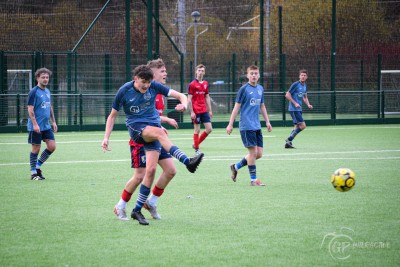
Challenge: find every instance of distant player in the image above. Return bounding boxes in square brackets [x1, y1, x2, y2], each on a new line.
[284, 69, 313, 148]
[103, 65, 204, 225]
[188, 64, 213, 154]
[226, 65, 272, 186]
[27, 68, 58, 180]
[113, 59, 179, 222]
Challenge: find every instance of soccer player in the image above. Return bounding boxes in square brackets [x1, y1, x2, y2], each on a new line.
[188, 64, 213, 154]
[284, 69, 313, 149]
[113, 59, 179, 222]
[103, 64, 204, 225]
[27, 68, 58, 180]
[226, 65, 272, 186]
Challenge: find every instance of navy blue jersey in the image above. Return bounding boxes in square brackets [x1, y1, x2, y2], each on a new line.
[27, 86, 52, 131]
[112, 80, 170, 127]
[288, 81, 307, 111]
[235, 83, 265, 131]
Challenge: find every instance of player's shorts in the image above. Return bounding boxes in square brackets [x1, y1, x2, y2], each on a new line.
[240, 129, 263, 148]
[28, 129, 55, 145]
[130, 143, 172, 169]
[127, 122, 162, 152]
[192, 112, 211, 125]
[289, 111, 304, 125]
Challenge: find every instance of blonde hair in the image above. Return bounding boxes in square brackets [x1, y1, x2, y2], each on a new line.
[196, 64, 206, 71]
[147, 58, 165, 69]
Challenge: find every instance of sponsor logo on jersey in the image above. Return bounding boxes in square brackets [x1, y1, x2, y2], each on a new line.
[130, 106, 140, 113]
[250, 98, 261, 106]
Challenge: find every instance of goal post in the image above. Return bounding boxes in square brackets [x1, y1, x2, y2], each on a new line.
[7, 69, 32, 93]
[380, 70, 400, 115]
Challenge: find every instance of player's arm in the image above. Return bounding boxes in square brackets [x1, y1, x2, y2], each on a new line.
[260, 104, 272, 132]
[102, 108, 118, 152]
[187, 94, 196, 119]
[27, 105, 40, 133]
[205, 94, 213, 118]
[303, 94, 313, 109]
[285, 91, 300, 108]
[160, 116, 178, 129]
[226, 102, 240, 135]
[169, 89, 187, 112]
[50, 106, 58, 133]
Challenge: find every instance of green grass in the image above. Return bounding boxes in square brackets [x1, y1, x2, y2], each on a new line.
[1, 125, 399, 266]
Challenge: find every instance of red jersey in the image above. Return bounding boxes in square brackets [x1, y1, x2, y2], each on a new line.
[188, 79, 209, 114]
[155, 94, 164, 116]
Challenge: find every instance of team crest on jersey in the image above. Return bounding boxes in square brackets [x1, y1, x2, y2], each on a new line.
[258, 89, 262, 95]
[204, 84, 207, 89]
[144, 91, 151, 100]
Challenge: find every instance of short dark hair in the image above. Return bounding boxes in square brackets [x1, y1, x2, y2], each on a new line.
[35, 67, 52, 78]
[247, 65, 259, 72]
[299, 69, 308, 75]
[132, 65, 154, 81]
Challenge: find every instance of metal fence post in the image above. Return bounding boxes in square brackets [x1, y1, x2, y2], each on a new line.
[0, 51, 8, 126]
[377, 54, 382, 119]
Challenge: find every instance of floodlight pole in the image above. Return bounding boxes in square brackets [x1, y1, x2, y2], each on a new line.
[190, 11, 210, 75]
[194, 20, 198, 69]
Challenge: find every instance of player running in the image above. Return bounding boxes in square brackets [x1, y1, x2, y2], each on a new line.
[284, 69, 313, 149]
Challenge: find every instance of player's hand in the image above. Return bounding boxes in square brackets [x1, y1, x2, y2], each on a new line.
[175, 104, 187, 112]
[102, 139, 111, 152]
[191, 111, 196, 120]
[226, 125, 233, 135]
[266, 122, 272, 132]
[209, 111, 213, 118]
[295, 103, 300, 108]
[308, 104, 313, 110]
[52, 122, 58, 133]
[166, 118, 178, 129]
[33, 124, 41, 134]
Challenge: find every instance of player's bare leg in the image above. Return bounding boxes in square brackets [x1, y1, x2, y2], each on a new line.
[144, 158, 176, 220]
[114, 168, 144, 221]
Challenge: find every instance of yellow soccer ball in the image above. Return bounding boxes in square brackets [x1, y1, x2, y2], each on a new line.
[331, 168, 356, 192]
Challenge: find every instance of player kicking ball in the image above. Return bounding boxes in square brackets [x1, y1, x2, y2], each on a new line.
[102, 65, 204, 225]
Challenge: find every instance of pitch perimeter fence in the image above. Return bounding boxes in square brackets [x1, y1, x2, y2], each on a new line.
[1, 89, 399, 133]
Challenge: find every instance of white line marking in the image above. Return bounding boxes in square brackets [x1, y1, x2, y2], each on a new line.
[0, 135, 276, 145]
[1, 150, 399, 166]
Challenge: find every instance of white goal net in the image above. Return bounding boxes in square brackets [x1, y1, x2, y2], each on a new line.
[381, 70, 400, 115]
[7, 69, 32, 93]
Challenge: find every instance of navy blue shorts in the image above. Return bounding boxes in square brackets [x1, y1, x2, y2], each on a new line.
[130, 144, 172, 169]
[240, 129, 263, 148]
[28, 129, 55, 145]
[127, 122, 162, 152]
[289, 111, 304, 125]
[192, 112, 211, 125]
